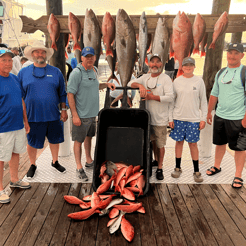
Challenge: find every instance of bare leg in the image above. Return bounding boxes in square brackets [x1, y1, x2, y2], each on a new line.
[175, 141, 184, 158]
[206, 144, 226, 175]
[49, 143, 59, 163]
[152, 140, 158, 162]
[27, 144, 37, 165]
[158, 147, 165, 169]
[233, 150, 246, 187]
[188, 142, 199, 160]
[0, 161, 4, 191]
[9, 153, 20, 183]
[74, 141, 83, 170]
[84, 136, 93, 164]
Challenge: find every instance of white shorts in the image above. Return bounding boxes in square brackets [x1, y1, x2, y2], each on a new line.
[0, 128, 27, 162]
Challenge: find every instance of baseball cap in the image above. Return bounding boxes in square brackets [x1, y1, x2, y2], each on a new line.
[0, 48, 14, 58]
[81, 47, 95, 57]
[149, 54, 162, 62]
[182, 57, 195, 66]
[227, 43, 244, 53]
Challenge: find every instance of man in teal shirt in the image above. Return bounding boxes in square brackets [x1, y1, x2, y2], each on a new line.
[67, 47, 115, 181]
[207, 43, 246, 188]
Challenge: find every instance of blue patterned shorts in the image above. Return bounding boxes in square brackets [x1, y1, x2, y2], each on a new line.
[169, 120, 200, 143]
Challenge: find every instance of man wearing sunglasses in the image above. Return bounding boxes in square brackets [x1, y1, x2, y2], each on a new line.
[18, 40, 68, 180]
[207, 43, 246, 188]
[0, 48, 31, 204]
[67, 47, 115, 181]
[128, 54, 174, 180]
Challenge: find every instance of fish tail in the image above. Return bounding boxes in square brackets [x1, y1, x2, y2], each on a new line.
[73, 42, 82, 51]
[170, 51, 175, 58]
[193, 48, 200, 55]
[209, 43, 215, 50]
[65, 51, 68, 59]
[200, 51, 206, 57]
[51, 43, 58, 51]
[177, 68, 184, 77]
[106, 49, 114, 57]
[107, 74, 120, 85]
[145, 57, 148, 65]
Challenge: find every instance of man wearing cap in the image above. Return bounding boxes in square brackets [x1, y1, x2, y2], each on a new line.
[0, 48, 31, 204]
[128, 54, 174, 180]
[169, 57, 207, 183]
[67, 47, 115, 181]
[207, 43, 246, 188]
[18, 40, 68, 179]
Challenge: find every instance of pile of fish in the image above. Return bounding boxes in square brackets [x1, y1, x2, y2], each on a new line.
[64, 162, 146, 242]
[47, 9, 229, 79]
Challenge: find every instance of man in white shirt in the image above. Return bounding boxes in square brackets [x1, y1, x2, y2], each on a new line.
[10, 47, 22, 75]
[66, 46, 74, 65]
[128, 54, 174, 180]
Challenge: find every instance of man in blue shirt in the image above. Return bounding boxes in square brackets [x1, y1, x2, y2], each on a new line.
[0, 48, 31, 204]
[207, 43, 246, 188]
[18, 40, 68, 179]
[67, 47, 115, 181]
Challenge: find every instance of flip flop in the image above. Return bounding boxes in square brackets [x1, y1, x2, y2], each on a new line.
[231, 177, 243, 189]
[206, 166, 221, 176]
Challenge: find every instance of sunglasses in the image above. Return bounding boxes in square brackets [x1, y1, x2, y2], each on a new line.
[221, 70, 236, 84]
[0, 49, 13, 56]
[32, 66, 47, 78]
[146, 75, 160, 90]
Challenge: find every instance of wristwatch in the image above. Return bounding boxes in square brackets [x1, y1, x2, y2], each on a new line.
[61, 108, 67, 111]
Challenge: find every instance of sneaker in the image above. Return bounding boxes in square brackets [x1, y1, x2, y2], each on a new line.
[27, 164, 37, 179]
[76, 168, 89, 181]
[10, 180, 31, 189]
[171, 168, 182, 178]
[151, 160, 158, 167]
[51, 161, 66, 174]
[156, 169, 164, 180]
[0, 190, 10, 203]
[85, 161, 94, 168]
[193, 172, 203, 183]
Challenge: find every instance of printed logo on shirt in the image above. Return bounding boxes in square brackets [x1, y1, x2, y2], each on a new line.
[157, 84, 161, 87]
[193, 87, 197, 90]
[47, 75, 53, 77]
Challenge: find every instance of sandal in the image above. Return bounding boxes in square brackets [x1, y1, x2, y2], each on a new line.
[231, 177, 243, 189]
[206, 166, 221, 176]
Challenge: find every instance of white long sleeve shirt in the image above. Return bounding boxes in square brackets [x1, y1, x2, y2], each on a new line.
[128, 73, 174, 126]
[169, 75, 208, 122]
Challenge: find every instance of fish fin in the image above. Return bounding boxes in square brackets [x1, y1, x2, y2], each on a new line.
[209, 43, 215, 50]
[73, 42, 82, 51]
[107, 74, 120, 85]
[177, 68, 184, 77]
[200, 51, 206, 57]
[193, 48, 200, 55]
[145, 57, 148, 65]
[88, 33, 92, 42]
[106, 49, 114, 57]
[170, 51, 174, 58]
[65, 51, 68, 59]
[51, 43, 58, 51]
[120, 38, 126, 48]
[110, 94, 123, 107]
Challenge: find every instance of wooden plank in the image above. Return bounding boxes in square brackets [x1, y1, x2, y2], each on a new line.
[211, 184, 246, 237]
[189, 184, 234, 246]
[157, 184, 187, 246]
[65, 183, 92, 246]
[221, 184, 246, 218]
[20, 14, 246, 34]
[0, 183, 39, 245]
[18, 183, 70, 246]
[200, 184, 246, 245]
[167, 184, 203, 246]
[235, 186, 246, 203]
[4, 183, 50, 246]
[147, 184, 172, 246]
[179, 184, 218, 246]
[95, 213, 111, 246]
[49, 183, 83, 245]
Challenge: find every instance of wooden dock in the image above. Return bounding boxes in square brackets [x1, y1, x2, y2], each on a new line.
[1, 145, 246, 246]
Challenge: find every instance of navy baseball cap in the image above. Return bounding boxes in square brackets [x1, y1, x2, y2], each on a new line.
[82, 47, 95, 57]
[227, 43, 244, 53]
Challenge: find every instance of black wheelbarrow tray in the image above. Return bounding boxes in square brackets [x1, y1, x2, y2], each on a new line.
[92, 87, 151, 196]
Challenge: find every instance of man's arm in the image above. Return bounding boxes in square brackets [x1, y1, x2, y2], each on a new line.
[130, 82, 148, 98]
[207, 95, 218, 125]
[67, 93, 81, 126]
[99, 82, 116, 91]
[22, 99, 30, 134]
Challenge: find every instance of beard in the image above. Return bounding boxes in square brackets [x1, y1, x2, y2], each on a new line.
[149, 67, 162, 74]
[32, 56, 47, 64]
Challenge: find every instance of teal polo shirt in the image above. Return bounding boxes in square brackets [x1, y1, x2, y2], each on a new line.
[211, 64, 246, 120]
[67, 63, 99, 118]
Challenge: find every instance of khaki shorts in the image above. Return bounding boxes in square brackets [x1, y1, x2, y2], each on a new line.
[150, 125, 167, 148]
[0, 128, 27, 162]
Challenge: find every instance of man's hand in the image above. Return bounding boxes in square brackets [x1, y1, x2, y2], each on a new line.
[60, 110, 68, 122]
[139, 84, 147, 98]
[142, 91, 153, 101]
[169, 121, 174, 129]
[24, 121, 30, 134]
[207, 112, 213, 125]
[242, 119, 246, 128]
[73, 115, 81, 126]
[199, 121, 206, 130]
[107, 83, 116, 91]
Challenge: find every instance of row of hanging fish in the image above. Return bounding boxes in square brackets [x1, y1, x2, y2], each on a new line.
[64, 163, 146, 242]
[47, 9, 228, 79]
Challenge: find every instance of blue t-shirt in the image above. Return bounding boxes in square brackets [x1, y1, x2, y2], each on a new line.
[0, 74, 24, 133]
[18, 64, 67, 122]
[211, 64, 245, 120]
[67, 63, 99, 118]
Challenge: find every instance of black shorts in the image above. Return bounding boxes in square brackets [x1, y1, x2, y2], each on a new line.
[213, 114, 244, 151]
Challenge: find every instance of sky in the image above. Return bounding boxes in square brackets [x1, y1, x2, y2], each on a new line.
[18, 0, 246, 18]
